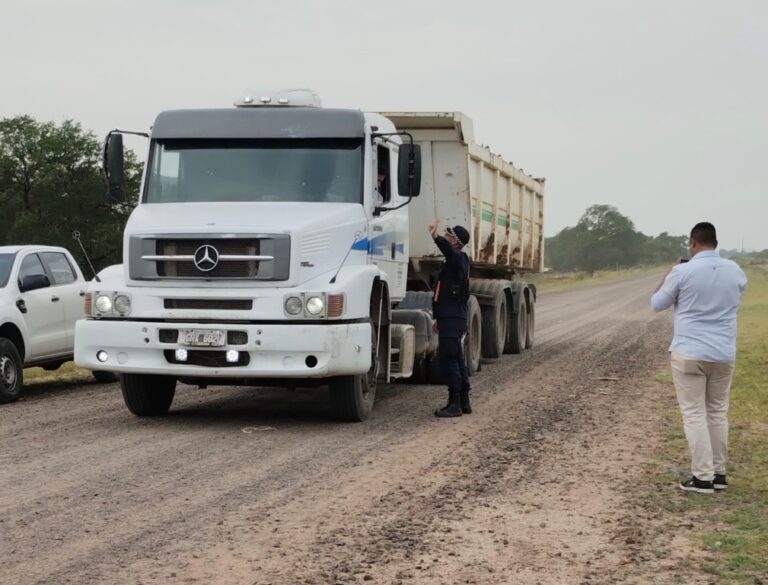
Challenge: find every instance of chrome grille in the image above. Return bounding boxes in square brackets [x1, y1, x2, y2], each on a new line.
[156, 239, 260, 278]
[129, 233, 291, 281]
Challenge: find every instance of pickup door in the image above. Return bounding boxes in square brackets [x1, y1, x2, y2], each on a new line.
[38, 251, 84, 351]
[17, 252, 69, 360]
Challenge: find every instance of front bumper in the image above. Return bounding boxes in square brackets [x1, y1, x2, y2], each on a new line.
[74, 319, 371, 378]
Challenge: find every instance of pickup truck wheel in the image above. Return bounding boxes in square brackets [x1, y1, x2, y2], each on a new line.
[92, 371, 118, 384]
[0, 338, 23, 404]
[120, 374, 176, 416]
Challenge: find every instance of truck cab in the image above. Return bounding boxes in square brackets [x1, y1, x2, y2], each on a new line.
[75, 90, 421, 420]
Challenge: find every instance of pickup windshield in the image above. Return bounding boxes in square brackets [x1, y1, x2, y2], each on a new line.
[144, 138, 363, 204]
[0, 253, 16, 288]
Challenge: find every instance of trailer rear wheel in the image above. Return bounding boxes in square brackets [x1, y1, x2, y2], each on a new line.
[120, 374, 176, 416]
[525, 297, 535, 349]
[505, 297, 528, 355]
[465, 295, 482, 375]
[481, 289, 508, 359]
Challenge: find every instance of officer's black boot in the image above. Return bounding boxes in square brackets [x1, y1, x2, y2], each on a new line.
[434, 388, 462, 417]
[460, 387, 472, 414]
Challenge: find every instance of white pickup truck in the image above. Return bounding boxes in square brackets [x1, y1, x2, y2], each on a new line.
[0, 245, 114, 403]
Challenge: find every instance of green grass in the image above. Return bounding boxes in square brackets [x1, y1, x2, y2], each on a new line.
[526, 265, 664, 292]
[651, 266, 768, 582]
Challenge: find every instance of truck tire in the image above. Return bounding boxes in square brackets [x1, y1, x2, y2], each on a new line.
[0, 338, 23, 404]
[410, 356, 430, 383]
[329, 283, 386, 422]
[465, 295, 482, 375]
[505, 296, 528, 355]
[120, 374, 176, 416]
[525, 296, 535, 349]
[93, 371, 118, 384]
[329, 373, 376, 422]
[427, 352, 444, 384]
[480, 288, 508, 359]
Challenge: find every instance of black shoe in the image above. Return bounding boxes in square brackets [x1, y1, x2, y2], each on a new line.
[435, 390, 462, 418]
[460, 388, 472, 414]
[714, 474, 728, 491]
[679, 476, 714, 494]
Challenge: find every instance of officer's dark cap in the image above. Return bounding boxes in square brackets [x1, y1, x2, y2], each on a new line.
[449, 225, 470, 246]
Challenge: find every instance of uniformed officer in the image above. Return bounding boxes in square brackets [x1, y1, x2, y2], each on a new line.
[428, 219, 472, 417]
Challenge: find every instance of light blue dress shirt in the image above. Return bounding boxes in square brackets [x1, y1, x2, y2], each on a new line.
[651, 250, 747, 362]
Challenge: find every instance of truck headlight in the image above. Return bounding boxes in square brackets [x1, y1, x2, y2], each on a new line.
[94, 294, 113, 314]
[305, 296, 325, 315]
[114, 294, 132, 315]
[284, 296, 303, 316]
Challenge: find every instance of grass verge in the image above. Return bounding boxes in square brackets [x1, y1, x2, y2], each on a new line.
[650, 265, 768, 582]
[24, 362, 94, 385]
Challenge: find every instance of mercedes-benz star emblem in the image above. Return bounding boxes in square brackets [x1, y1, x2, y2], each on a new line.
[193, 244, 220, 272]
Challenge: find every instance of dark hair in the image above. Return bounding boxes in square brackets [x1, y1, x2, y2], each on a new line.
[690, 222, 717, 248]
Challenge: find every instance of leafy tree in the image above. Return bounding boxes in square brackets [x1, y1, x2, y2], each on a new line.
[546, 204, 687, 273]
[642, 232, 688, 264]
[0, 115, 142, 272]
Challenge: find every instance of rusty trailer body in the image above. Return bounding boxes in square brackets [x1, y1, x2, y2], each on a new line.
[381, 112, 545, 280]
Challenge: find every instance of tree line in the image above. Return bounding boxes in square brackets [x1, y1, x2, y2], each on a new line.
[0, 115, 141, 272]
[545, 204, 690, 274]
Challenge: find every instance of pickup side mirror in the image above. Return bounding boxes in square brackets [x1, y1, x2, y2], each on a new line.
[105, 132, 125, 203]
[397, 143, 421, 197]
[19, 274, 50, 293]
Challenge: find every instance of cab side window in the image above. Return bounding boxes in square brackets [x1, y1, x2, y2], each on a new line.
[376, 145, 391, 204]
[18, 254, 48, 289]
[40, 252, 77, 285]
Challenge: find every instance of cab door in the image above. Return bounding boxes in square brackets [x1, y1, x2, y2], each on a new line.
[39, 251, 84, 351]
[370, 142, 409, 300]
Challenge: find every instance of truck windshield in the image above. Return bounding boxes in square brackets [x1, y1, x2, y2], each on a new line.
[144, 138, 363, 204]
[0, 253, 15, 288]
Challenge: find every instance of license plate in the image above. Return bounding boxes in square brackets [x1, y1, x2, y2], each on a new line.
[178, 329, 226, 347]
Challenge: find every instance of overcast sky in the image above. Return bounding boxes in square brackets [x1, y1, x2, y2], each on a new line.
[2, 0, 766, 250]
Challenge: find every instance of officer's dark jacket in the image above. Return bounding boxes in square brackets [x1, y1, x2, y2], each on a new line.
[432, 235, 470, 321]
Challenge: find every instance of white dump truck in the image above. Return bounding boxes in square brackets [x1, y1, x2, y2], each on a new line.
[75, 90, 544, 421]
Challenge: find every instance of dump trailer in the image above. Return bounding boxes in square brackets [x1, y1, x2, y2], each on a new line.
[386, 112, 544, 380]
[75, 89, 544, 422]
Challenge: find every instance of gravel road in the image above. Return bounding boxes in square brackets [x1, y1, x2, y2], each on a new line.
[1, 273, 676, 585]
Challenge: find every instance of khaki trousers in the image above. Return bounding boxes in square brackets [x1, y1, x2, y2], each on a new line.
[670, 352, 735, 481]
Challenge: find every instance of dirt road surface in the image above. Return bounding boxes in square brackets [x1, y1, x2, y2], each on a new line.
[1, 273, 694, 585]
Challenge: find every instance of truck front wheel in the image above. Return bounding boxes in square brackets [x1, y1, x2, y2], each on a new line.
[120, 373, 176, 416]
[328, 373, 376, 422]
[0, 338, 23, 404]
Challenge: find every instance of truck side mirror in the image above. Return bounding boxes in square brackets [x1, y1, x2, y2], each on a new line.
[19, 274, 50, 293]
[105, 132, 125, 203]
[397, 143, 421, 197]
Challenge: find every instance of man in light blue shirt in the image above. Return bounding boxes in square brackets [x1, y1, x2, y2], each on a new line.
[651, 222, 747, 494]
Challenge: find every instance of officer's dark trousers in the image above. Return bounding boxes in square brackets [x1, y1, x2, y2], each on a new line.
[437, 317, 470, 391]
